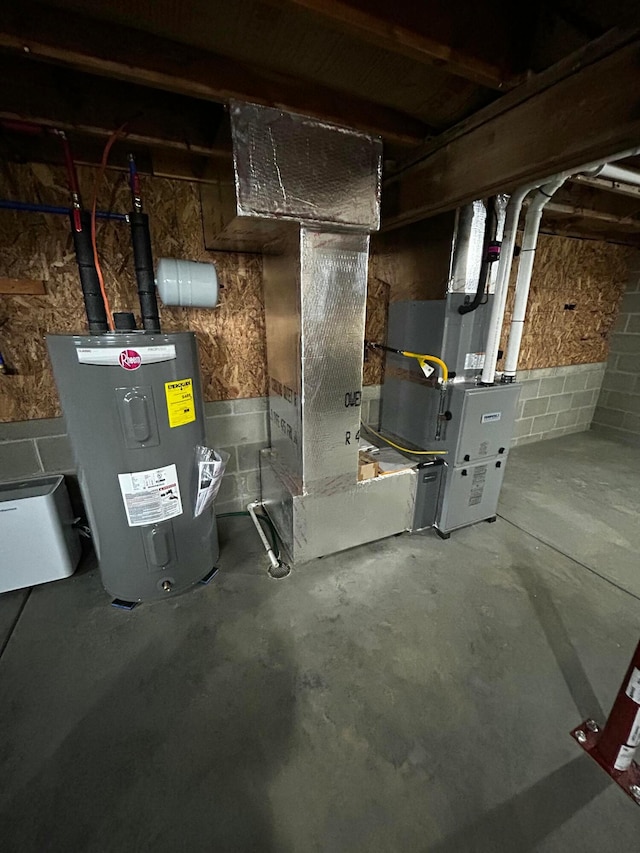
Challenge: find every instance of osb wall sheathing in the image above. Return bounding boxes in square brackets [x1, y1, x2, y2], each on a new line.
[0, 163, 268, 422]
[368, 218, 632, 377]
[0, 162, 632, 423]
[497, 232, 632, 371]
[0, 162, 387, 422]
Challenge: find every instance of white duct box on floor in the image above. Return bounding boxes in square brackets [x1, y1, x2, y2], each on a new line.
[0, 475, 81, 593]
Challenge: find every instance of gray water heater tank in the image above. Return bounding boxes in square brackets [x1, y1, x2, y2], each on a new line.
[47, 331, 219, 602]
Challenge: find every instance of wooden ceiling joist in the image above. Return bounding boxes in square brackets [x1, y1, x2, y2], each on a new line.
[0, 57, 229, 158]
[383, 37, 640, 229]
[0, 1, 429, 147]
[267, 0, 514, 89]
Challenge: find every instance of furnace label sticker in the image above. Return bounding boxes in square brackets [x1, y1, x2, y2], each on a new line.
[165, 378, 196, 428]
[464, 352, 485, 370]
[118, 463, 183, 527]
[468, 465, 487, 506]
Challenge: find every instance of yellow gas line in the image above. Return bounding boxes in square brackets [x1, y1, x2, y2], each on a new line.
[400, 351, 449, 383]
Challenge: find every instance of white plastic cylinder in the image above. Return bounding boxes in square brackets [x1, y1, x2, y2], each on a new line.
[598, 163, 640, 187]
[503, 177, 566, 378]
[156, 258, 219, 308]
[480, 187, 529, 385]
[481, 146, 640, 385]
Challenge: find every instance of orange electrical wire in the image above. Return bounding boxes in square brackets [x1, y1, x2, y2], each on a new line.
[90, 124, 128, 331]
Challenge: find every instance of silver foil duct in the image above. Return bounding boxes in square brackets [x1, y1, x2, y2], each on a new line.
[230, 101, 382, 229]
[448, 200, 486, 294]
[228, 102, 415, 562]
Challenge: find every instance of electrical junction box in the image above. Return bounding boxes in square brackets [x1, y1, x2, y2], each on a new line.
[0, 475, 81, 593]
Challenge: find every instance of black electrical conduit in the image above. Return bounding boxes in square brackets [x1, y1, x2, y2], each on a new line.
[458, 196, 499, 315]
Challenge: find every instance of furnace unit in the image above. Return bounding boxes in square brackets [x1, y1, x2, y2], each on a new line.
[380, 200, 521, 536]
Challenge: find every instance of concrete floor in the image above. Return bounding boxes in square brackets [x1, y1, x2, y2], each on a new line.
[501, 431, 640, 598]
[1, 431, 639, 852]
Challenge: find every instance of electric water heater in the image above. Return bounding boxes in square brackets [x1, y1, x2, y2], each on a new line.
[47, 331, 218, 602]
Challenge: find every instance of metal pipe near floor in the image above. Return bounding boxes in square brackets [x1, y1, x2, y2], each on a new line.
[501, 177, 566, 381]
[247, 501, 289, 577]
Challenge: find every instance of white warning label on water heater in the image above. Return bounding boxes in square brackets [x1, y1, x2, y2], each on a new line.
[118, 463, 183, 527]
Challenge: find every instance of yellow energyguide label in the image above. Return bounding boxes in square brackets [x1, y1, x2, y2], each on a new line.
[165, 378, 196, 428]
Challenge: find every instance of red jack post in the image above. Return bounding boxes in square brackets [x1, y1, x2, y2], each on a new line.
[571, 638, 640, 805]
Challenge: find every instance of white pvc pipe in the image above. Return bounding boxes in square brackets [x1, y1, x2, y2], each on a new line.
[480, 187, 529, 385]
[480, 145, 640, 385]
[502, 177, 566, 378]
[247, 501, 281, 571]
[599, 163, 640, 187]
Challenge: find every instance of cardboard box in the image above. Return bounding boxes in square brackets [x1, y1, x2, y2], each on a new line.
[358, 451, 380, 481]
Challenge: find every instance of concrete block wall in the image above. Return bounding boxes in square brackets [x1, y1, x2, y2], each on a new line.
[0, 399, 270, 517]
[0, 385, 384, 515]
[510, 362, 607, 447]
[592, 256, 640, 446]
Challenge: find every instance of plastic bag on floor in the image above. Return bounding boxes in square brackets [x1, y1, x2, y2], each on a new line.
[194, 446, 230, 517]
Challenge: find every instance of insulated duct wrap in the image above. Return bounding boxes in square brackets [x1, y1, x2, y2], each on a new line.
[448, 197, 508, 295]
[230, 101, 382, 229]
[449, 201, 486, 294]
[263, 227, 369, 494]
[231, 102, 406, 561]
[300, 228, 369, 491]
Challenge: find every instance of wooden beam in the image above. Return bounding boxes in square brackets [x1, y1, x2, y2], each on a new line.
[267, 0, 514, 89]
[0, 278, 46, 294]
[383, 38, 640, 229]
[0, 55, 230, 158]
[0, 1, 429, 147]
[570, 174, 640, 199]
[541, 203, 640, 229]
[393, 26, 640, 173]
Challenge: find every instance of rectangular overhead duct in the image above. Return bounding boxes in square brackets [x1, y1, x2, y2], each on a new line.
[227, 102, 416, 562]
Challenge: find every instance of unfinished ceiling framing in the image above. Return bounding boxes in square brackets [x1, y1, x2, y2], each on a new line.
[1, 0, 640, 242]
